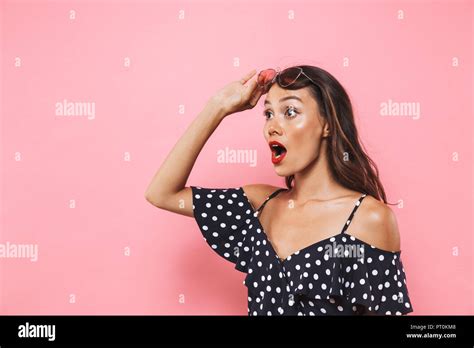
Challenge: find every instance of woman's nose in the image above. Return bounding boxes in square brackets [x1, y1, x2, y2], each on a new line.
[267, 126, 280, 136]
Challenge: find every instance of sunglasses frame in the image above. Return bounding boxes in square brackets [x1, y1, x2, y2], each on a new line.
[257, 66, 318, 91]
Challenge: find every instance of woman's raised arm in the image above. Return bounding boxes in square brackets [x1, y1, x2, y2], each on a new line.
[144, 69, 265, 217]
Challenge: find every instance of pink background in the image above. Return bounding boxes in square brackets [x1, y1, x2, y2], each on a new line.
[1, 0, 473, 315]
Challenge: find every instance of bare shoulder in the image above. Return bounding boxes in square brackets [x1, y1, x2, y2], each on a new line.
[241, 183, 284, 211]
[350, 195, 401, 252]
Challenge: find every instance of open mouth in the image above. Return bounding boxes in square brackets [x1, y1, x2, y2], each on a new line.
[271, 144, 286, 158]
[269, 141, 287, 164]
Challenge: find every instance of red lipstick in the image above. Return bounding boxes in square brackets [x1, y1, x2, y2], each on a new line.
[268, 140, 287, 164]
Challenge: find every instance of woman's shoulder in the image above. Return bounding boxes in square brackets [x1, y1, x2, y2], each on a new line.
[349, 193, 401, 253]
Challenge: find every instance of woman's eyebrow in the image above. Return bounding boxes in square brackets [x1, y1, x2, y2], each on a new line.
[264, 96, 303, 105]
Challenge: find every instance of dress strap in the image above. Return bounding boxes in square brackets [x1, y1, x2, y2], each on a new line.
[340, 193, 367, 234]
[255, 188, 287, 216]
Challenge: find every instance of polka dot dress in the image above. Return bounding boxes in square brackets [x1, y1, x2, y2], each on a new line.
[191, 186, 413, 316]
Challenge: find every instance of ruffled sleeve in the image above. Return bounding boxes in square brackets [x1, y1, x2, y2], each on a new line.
[292, 236, 414, 315]
[190, 186, 255, 273]
[333, 244, 414, 315]
[357, 247, 414, 315]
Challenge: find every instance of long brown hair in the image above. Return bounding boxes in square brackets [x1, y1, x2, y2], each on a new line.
[275, 65, 396, 205]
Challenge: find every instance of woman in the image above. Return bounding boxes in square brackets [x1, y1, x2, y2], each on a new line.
[145, 65, 413, 316]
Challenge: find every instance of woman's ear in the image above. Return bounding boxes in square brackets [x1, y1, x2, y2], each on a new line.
[323, 123, 330, 137]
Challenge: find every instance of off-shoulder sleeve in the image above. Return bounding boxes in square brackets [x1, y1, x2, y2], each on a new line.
[190, 186, 255, 273]
[293, 237, 414, 316]
[339, 246, 414, 315]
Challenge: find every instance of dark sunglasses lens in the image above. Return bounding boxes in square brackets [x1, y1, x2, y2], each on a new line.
[279, 67, 301, 87]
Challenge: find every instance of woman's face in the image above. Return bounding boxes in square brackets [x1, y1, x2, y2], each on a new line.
[262, 83, 329, 177]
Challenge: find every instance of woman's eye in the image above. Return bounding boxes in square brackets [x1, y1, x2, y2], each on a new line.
[286, 106, 298, 117]
[263, 110, 272, 119]
[263, 106, 299, 120]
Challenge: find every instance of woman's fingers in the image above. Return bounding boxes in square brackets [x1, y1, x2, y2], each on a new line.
[242, 78, 259, 104]
[250, 88, 264, 107]
[246, 80, 264, 108]
[240, 68, 257, 85]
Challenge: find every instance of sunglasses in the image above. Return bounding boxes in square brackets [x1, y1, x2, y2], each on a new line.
[257, 66, 318, 94]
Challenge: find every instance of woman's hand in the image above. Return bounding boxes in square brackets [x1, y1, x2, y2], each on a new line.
[208, 69, 266, 117]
